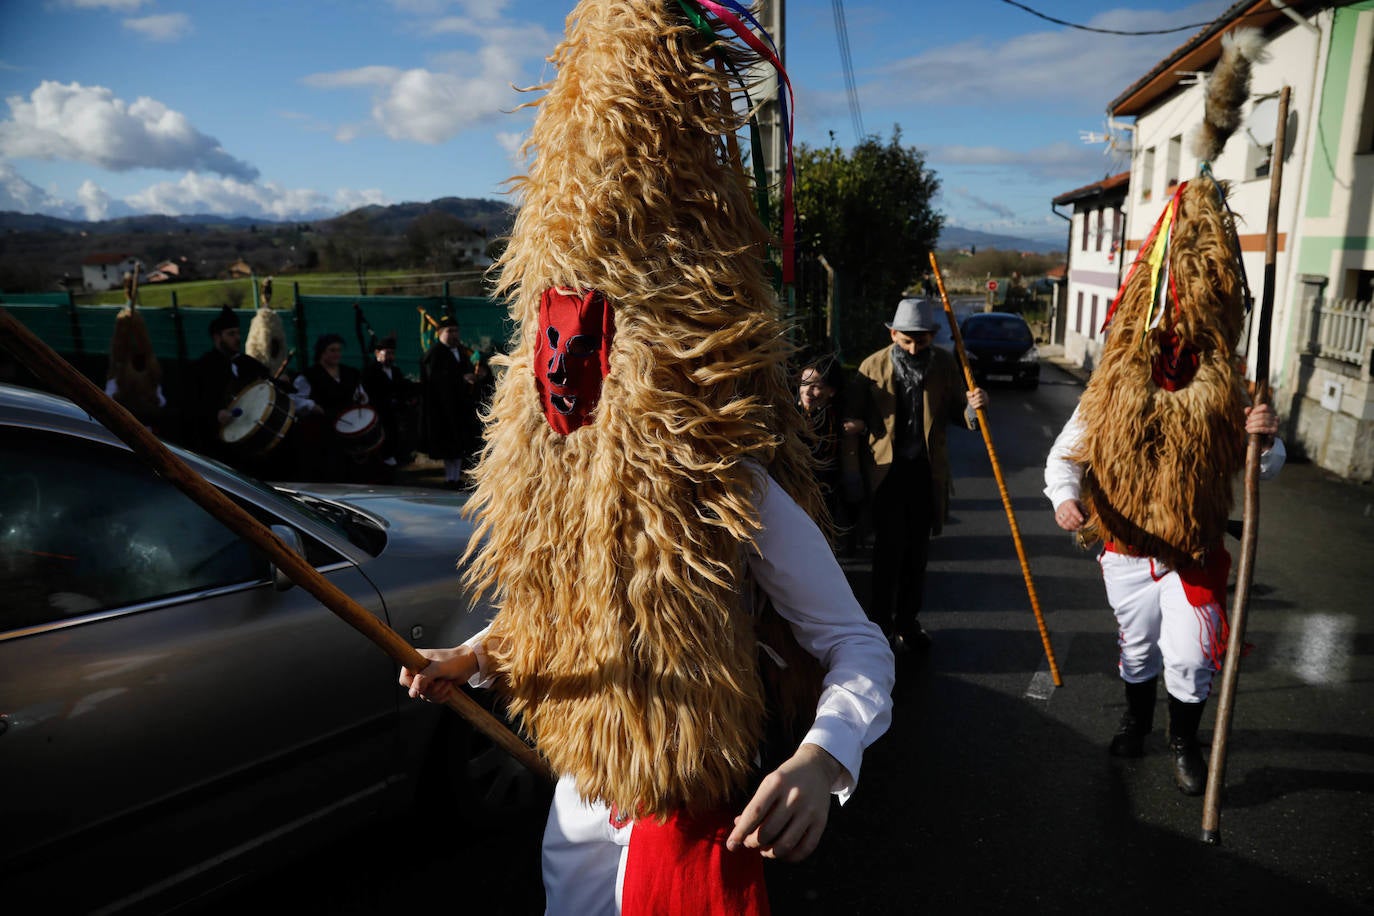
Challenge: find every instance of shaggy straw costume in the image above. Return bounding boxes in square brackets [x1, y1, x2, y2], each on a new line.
[245, 307, 290, 378]
[107, 276, 163, 421]
[1071, 29, 1265, 569]
[462, 0, 822, 824]
[1049, 29, 1278, 797]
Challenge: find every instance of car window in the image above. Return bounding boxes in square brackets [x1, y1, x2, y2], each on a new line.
[182, 452, 387, 559]
[0, 429, 271, 632]
[965, 317, 1033, 343]
[270, 490, 388, 558]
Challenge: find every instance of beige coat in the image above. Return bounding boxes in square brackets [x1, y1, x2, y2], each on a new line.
[848, 344, 974, 535]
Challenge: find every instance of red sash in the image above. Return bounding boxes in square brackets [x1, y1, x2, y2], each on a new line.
[621, 809, 770, 915]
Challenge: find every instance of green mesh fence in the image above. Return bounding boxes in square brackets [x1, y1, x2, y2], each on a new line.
[1, 292, 513, 382]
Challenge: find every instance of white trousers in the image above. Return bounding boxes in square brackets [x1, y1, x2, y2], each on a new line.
[1099, 550, 1222, 703]
[542, 774, 632, 916]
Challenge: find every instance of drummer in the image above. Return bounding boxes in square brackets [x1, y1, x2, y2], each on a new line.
[291, 333, 371, 481]
[184, 304, 270, 463]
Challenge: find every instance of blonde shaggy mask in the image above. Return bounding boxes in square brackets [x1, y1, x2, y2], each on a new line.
[461, 0, 822, 818]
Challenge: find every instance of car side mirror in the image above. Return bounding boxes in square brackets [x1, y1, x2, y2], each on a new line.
[269, 524, 305, 591]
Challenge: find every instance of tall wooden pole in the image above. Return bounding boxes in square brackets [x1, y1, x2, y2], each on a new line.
[0, 307, 553, 785]
[1201, 85, 1290, 845]
[929, 254, 1062, 687]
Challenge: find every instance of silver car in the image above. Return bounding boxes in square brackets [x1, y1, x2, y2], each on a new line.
[0, 383, 534, 911]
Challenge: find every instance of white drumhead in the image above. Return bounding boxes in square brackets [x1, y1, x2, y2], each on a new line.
[334, 406, 376, 435]
[222, 381, 273, 442]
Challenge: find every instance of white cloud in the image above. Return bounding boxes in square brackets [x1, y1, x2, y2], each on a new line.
[929, 142, 1107, 181]
[123, 13, 192, 42]
[950, 186, 1016, 220]
[0, 162, 383, 222]
[124, 172, 387, 220]
[859, 2, 1234, 110]
[0, 161, 71, 214]
[60, 0, 151, 10]
[495, 130, 524, 157]
[388, 0, 508, 19]
[0, 81, 257, 179]
[303, 66, 405, 90]
[304, 11, 554, 145]
[306, 64, 521, 144]
[75, 179, 115, 220]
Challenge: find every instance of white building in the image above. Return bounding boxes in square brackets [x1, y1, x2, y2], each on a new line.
[81, 253, 140, 292]
[1051, 172, 1129, 368]
[1107, 0, 1374, 481]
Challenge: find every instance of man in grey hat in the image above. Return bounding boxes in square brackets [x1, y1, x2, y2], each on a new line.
[846, 297, 988, 651]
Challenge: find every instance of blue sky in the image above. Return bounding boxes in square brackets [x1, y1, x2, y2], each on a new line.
[0, 0, 1235, 242]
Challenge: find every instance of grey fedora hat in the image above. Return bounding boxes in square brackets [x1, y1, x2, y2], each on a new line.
[886, 298, 937, 333]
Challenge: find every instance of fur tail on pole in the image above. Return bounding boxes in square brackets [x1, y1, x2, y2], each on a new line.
[1193, 28, 1269, 164]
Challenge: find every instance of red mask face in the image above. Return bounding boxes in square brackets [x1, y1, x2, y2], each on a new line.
[1150, 328, 1200, 391]
[535, 287, 614, 435]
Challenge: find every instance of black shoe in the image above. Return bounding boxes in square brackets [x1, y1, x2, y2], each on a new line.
[892, 626, 931, 654]
[1170, 736, 1206, 796]
[1108, 711, 1149, 758]
[1167, 695, 1208, 796]
[1108, 677, 1157, 757]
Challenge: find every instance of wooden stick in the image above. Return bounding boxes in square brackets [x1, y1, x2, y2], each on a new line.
[124, 265, 140, 310]
[1201, 85, 1290, 845]
[272, 349, 296, 380]
[928, 254, 1063, 687]
[0, 307, 553, 785]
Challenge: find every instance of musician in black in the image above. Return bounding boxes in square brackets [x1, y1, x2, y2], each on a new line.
[292, 333, 371, 482]
[184, 305, 269, 463]
[363, 335, 418, 473]
[419, 316, 480, 487]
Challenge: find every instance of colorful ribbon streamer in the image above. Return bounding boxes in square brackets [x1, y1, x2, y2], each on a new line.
[677, 0, 797, 284]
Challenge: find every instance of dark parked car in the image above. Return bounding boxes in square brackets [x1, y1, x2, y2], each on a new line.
[0, 384, 537, 911]
[959, 311, 1041, 389]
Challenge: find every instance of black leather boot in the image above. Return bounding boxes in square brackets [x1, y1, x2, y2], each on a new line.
[1108, 677, 1157, 758]
[1168, 696, 1207, 796]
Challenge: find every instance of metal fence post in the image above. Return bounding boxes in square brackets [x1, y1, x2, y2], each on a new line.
[293, 282, 309, 374]
[170, 290, 188, 364]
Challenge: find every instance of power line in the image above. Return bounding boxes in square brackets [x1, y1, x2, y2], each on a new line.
[831, 0, 865, 140]
[996, 0, 1226, 36]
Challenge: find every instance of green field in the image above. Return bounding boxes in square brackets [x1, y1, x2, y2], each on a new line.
[76, 270, 491, 308]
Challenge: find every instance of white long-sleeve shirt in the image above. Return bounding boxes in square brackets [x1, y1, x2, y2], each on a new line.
[463, 467, 894, 803]
[1043, 404, 1287, 511]
[290, 372, 369, 415]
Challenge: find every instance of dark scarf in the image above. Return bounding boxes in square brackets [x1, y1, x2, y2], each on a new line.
[890, 345, 931, 458]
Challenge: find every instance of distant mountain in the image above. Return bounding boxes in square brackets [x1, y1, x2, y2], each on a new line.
[938, 225, 1063, 255]
[3, 204, 1058, 254]
[327, 197, 516, 238]
[0, 197, 517, 238]
[0, 210, 287, 236]
[0, 197, 524, 293]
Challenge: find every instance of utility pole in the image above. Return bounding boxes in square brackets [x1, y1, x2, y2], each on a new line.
[751, 0, 785, 198]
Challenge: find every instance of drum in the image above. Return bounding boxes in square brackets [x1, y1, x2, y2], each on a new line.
[220, 380, 295, 456]
[333, 405, 385, 459]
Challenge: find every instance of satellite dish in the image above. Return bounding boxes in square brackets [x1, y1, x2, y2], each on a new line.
[1246, 97, 1279, 147]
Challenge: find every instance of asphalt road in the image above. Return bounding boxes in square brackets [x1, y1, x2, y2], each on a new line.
[207, 359, 1374, 914]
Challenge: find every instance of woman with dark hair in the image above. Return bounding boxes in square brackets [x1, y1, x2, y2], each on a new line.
[292, 334, 371, 481]
[797, 352, 864, 552]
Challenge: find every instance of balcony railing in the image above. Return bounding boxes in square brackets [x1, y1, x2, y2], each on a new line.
[1307, 297, 1372, 367]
